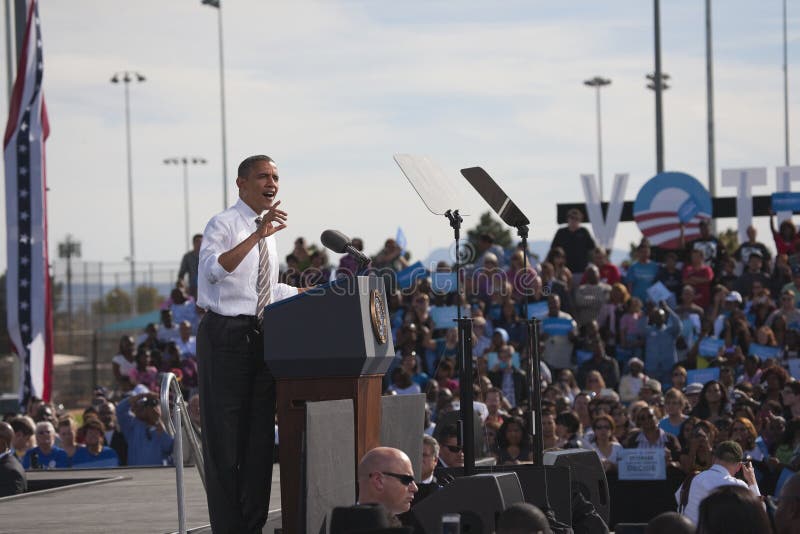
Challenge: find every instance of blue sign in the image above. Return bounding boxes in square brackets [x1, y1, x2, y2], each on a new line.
[686, 367, 720, 385]
[749, 343, 782, 360]
[486, 351, 521, 370]
[633, 172, 712, 249]
[542, 317, 574, 337]
[771, 192, 800, 212]
[395, 261, 427, 290]
[429, 306, 468, 329]
[698, 337, 724, 358]
[677, 197, 700, 223]
[431, 272, 457, 294]
[576, 349, 593, 365]
[526, 301, 549, 320]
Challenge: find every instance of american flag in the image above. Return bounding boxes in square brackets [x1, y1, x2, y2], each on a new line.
[4, 0, 52, 407]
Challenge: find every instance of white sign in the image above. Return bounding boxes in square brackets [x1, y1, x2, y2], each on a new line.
[618, 449, 667, 481]
[721, 168, 767, 246]
[580, 173, 629, 250]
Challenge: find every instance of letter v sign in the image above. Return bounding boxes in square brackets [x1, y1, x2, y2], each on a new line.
[580, 173, 629, 251]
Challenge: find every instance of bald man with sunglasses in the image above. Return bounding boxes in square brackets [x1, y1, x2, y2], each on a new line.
[357, 447, 418, 518]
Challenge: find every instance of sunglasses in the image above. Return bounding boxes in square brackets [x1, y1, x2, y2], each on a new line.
[445, 444, 463, 453]
[594, 425, 611, 430]
[381, 472, 415, 486]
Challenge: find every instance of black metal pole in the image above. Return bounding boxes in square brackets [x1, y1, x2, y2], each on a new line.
[445, 209, 475, 475]
[654, 0, 665, 173]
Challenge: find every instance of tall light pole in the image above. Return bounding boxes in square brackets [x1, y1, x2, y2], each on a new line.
[110, 70, 145, 315]
[201, 0, 229, 210]
[58, 236, 81, 354]
[584, 76, 612, 203]
[705, 0, 717, 232]
[651, 0, 666, 173]
[164, 156, 207, 249]
[783, 0, 790, 165]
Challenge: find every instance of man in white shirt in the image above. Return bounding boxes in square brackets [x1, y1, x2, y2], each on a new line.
[676, 440, 760, 525]
[175, 320, 196, 359]
[197, 155, 302, 533]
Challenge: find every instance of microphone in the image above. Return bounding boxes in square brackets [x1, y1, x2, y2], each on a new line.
[321, 229, 371, 265]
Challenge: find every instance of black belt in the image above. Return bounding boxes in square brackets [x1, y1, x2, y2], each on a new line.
[207, 311, 261, 333]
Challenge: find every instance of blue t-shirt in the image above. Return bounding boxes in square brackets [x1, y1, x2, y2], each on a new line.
[72, 446, 120, 468]
[626, 261, 661, 302]
[22, 446, 69, 470]
[658, 416, 685, 437]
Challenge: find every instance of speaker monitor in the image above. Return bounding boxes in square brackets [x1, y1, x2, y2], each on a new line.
[543, 449, 610, 525]
[411, 472, 524, 534]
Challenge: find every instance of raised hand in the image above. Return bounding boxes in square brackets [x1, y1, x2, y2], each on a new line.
[256, 200, 288, 238]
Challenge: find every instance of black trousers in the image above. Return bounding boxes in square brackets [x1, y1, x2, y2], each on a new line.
[197, 311, 276, 534]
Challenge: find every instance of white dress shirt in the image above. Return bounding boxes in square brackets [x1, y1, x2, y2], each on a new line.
[676, 463, 760, 525]
[198, 199, 297, 316]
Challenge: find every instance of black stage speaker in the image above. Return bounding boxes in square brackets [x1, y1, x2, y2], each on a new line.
[543, 449, 610, 525]
[411, 472, 524, 534]
[475, 465, 572, 526]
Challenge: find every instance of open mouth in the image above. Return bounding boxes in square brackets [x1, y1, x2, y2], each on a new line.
[264, 191, 276, 199]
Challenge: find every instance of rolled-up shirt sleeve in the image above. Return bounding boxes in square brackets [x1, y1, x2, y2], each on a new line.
[272, 283, 298, 302]
[201, 217, 233, 285]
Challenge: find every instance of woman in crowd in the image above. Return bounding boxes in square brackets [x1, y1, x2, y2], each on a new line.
[769, 211, 800, 255]
[781, 381, 800, 421]
[619, 297, 644, 358]
[494, 416, 533, 464]
[588, 414, 622, 473]
[762, 366, 790, 404]
[597, 283, 629, 353]
[611, 403, 634, 445]
[690, 380, 731, 425]
[541, 412, 561, 450]
[670, 365, 688, 392]
[738, 354, 763, 386]
[434, 358, 459, 392]
[679, 419, 717, 474]
[545, 247, 573, 291]
[584, 370, 606, 397]
[129, 348, 159, 391]
[730, 417, 764, 464]
[111, 335, 136, 393]
[659, 389, 688, 437]
[556, 369, 581, 404]
[555, 411, 585, 449]
[72, 419, 119, 468]
[572, 392, 594, 437]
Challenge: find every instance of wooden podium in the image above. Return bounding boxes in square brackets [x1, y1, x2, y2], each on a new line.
[262, 276, 395, 534]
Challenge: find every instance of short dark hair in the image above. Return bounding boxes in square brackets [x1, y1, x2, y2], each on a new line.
[496, 502, 552, 534]
[555, 411, 580, 434]
[237, 155, 274, 179]
[646, 511, 694, 534]
[696, 485, 771, 534]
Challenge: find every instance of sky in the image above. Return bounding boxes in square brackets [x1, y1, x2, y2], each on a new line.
[1, 0, 798, 275]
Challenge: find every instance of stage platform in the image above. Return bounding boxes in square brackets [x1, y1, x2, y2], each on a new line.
[0, 465, 282, 533]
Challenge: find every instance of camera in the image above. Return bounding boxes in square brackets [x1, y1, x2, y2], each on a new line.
[137, 397, 159, 408]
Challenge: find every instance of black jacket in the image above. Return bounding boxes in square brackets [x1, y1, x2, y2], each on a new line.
[0, 452, 27, 497]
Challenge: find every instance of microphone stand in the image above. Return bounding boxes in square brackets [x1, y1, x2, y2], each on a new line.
[445, 209, 475, 476]
[517, 224, 544, 465]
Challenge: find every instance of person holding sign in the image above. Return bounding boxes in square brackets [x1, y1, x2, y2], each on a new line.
[676, 440, 760, 525]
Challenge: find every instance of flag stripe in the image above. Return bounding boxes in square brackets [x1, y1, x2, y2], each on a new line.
[4, 0, 52, 407]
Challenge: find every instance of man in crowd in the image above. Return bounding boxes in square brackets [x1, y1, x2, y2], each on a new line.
[22, 421, 69, 469]
[176, 320, 197, 359]
[357, 447, 418, 519]
[8, 416, 34, 462]
[116, 393, 173, 466]
[0, 421, 26, 497]
[733, 225, 771, 272]
[97, 401, 127, 466]
[489, 345, 529, 409]
[414, 435, 442, 505]
[435, 424, 464, 469]
[573, 265, 611, 327]
[577, 337, 620, 390]
[540, 294, 578, 372]
[639, 301, 681, 384]
[734, 251, 770, 298]
[72, 419, 119, 468]
[550, 208, 597, 284]
[496, 502, 552, 534]
[676, 440, 759, 525]
[197, 155, 302, 533]
[157, 309, 180, 345]
[178, 233, 202, 299]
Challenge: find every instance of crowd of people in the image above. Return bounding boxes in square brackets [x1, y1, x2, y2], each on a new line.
[4, 205, 800, 532]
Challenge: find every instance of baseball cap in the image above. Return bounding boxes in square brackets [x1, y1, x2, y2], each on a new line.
[725, 291, 743, 303]
[684, 383, 703, 395]
[643, 379, 662, 393]
[493, 328, 509, 343]
[628, 357, 644, 368]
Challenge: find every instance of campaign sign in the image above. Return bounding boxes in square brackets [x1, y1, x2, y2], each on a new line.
[429, 306, 469, 329]
[646, 281, 673, 304]
[686, 367, 720, 385]
[396, 261, 427, 290]
[788, 359, 800, 380]
[633, 172, 712, 249]
[749, 343, 782, 360]
[618, 449, 667, 480]
[698, 337, 724, 358]
[526, 301, 549, 320]
[431, 272, 457, 294]
[771, 192, 800, 212]
[677, 197, 700, 223]
[486, 351, 521, 370]
[542, 317, 574, 337]
[576, 349, 593, 365]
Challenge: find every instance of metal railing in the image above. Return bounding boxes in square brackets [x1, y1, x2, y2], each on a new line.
[160, 372, 205, 534]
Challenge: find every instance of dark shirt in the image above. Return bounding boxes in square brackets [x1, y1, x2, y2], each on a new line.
[735, 271, 771, 298]
[577, 355, 620, 390]
[178, 249, 200, 296]
[551, 227, 597, 273]
[685, 236, 721, 269]
[0, 452, 26, 497]
[655, 266, 683, 300]
[734, 242, 771, 271]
